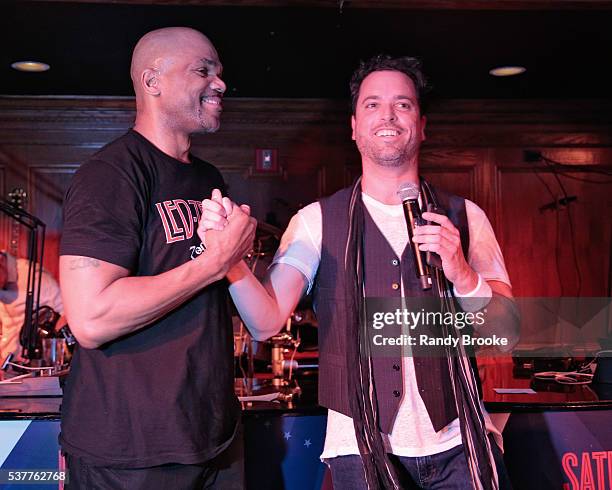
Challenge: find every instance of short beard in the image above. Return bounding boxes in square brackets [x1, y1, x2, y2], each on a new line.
[197, 109, 220, 134]
[198, 123, 219, 134]
[357, 140, 415, 168]
[372, 152, 405, 167]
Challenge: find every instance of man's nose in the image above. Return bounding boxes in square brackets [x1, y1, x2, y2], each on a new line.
[211, 76, 226, 95]
[381, 105, 397, 122]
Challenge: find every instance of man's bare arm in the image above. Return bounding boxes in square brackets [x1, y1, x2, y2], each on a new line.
[226, 261, 307, 341]
[61, 209, 256, 349]
[199, 191, 308, 341]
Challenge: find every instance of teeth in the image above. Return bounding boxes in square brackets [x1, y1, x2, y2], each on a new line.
[201, 97, 220, 105]
[375, 129, 398, 137]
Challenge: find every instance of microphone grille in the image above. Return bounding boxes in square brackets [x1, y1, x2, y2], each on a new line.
[397, 182, 419, 202]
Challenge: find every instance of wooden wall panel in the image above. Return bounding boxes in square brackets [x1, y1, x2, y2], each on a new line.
[420, 149, 481, 204]
[0, 96, 610, 300]
[498, 167, 612, 297]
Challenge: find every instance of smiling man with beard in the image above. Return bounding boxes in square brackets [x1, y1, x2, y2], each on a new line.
[58, 27, 256, 489]
[351, 69, 426, 171]
[200, 55, 519, 489]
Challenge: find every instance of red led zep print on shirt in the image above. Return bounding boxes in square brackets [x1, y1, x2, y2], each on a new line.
[155, 199, 203, 244]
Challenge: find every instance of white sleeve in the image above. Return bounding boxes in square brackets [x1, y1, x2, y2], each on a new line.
[271, 202, 322, 294]
[465, 199, 511, 287]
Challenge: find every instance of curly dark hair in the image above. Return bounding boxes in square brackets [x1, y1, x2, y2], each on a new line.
[349, 54, 431, 115]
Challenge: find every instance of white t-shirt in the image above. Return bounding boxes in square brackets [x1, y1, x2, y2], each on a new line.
[271, 192, 510, 458]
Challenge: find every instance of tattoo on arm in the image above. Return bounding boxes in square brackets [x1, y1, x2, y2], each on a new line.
[69, 258, 100, 270]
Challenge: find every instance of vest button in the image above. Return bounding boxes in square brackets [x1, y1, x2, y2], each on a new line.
[393, 390, 401, 397]
[391, 259, 399, 266]
[393, 364, 400, 371]
[391, 282, 400, 290]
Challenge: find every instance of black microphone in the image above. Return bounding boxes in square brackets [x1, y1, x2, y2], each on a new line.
[397, 182, 432, 290]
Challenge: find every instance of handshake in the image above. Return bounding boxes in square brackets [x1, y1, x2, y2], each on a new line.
[197, 188, 257, 274]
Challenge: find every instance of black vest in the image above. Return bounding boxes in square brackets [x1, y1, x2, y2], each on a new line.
[314, 184, 471, 434]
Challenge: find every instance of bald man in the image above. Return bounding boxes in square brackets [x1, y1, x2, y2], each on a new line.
[59, 27, 255, 489]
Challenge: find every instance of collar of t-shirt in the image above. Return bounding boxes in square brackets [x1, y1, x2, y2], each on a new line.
[361, 191, 422, 218]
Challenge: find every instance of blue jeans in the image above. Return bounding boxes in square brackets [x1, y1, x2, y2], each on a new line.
[326, 440, 513, 490]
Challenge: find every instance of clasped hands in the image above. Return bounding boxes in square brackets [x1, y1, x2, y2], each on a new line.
[197, 189, 257, 271]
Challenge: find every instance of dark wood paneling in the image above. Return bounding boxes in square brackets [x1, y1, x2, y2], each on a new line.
[0, 96, 610, 298]
[497, 165, 612, 297]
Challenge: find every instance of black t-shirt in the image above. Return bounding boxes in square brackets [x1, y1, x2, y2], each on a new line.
[59, 129, 240, 468]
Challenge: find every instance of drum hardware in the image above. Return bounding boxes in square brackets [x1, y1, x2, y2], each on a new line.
[1, 352, 64, 381]
[2, 307, 72, 377]
[275, 382, 302, 408]
[269, 318, 301, 387]
[58, 324, 76, 347]
[33, 306, 73, 368]
[234, 325, 255, 381]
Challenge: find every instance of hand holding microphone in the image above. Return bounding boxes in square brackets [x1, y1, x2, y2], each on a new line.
[398, 183, 478, 293]
[397, 183, 432, 290]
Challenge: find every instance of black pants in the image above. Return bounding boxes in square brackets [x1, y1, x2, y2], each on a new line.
[65, 427, 244, 490]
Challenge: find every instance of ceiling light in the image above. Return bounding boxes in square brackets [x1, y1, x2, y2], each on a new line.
[489, 66, 526, 77]
[11, 61, 50, 72]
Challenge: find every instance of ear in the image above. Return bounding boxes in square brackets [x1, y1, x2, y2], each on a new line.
[141, 68, 160, 96]
[420, 115, 427, 141]
[351, 115, 356, 141]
